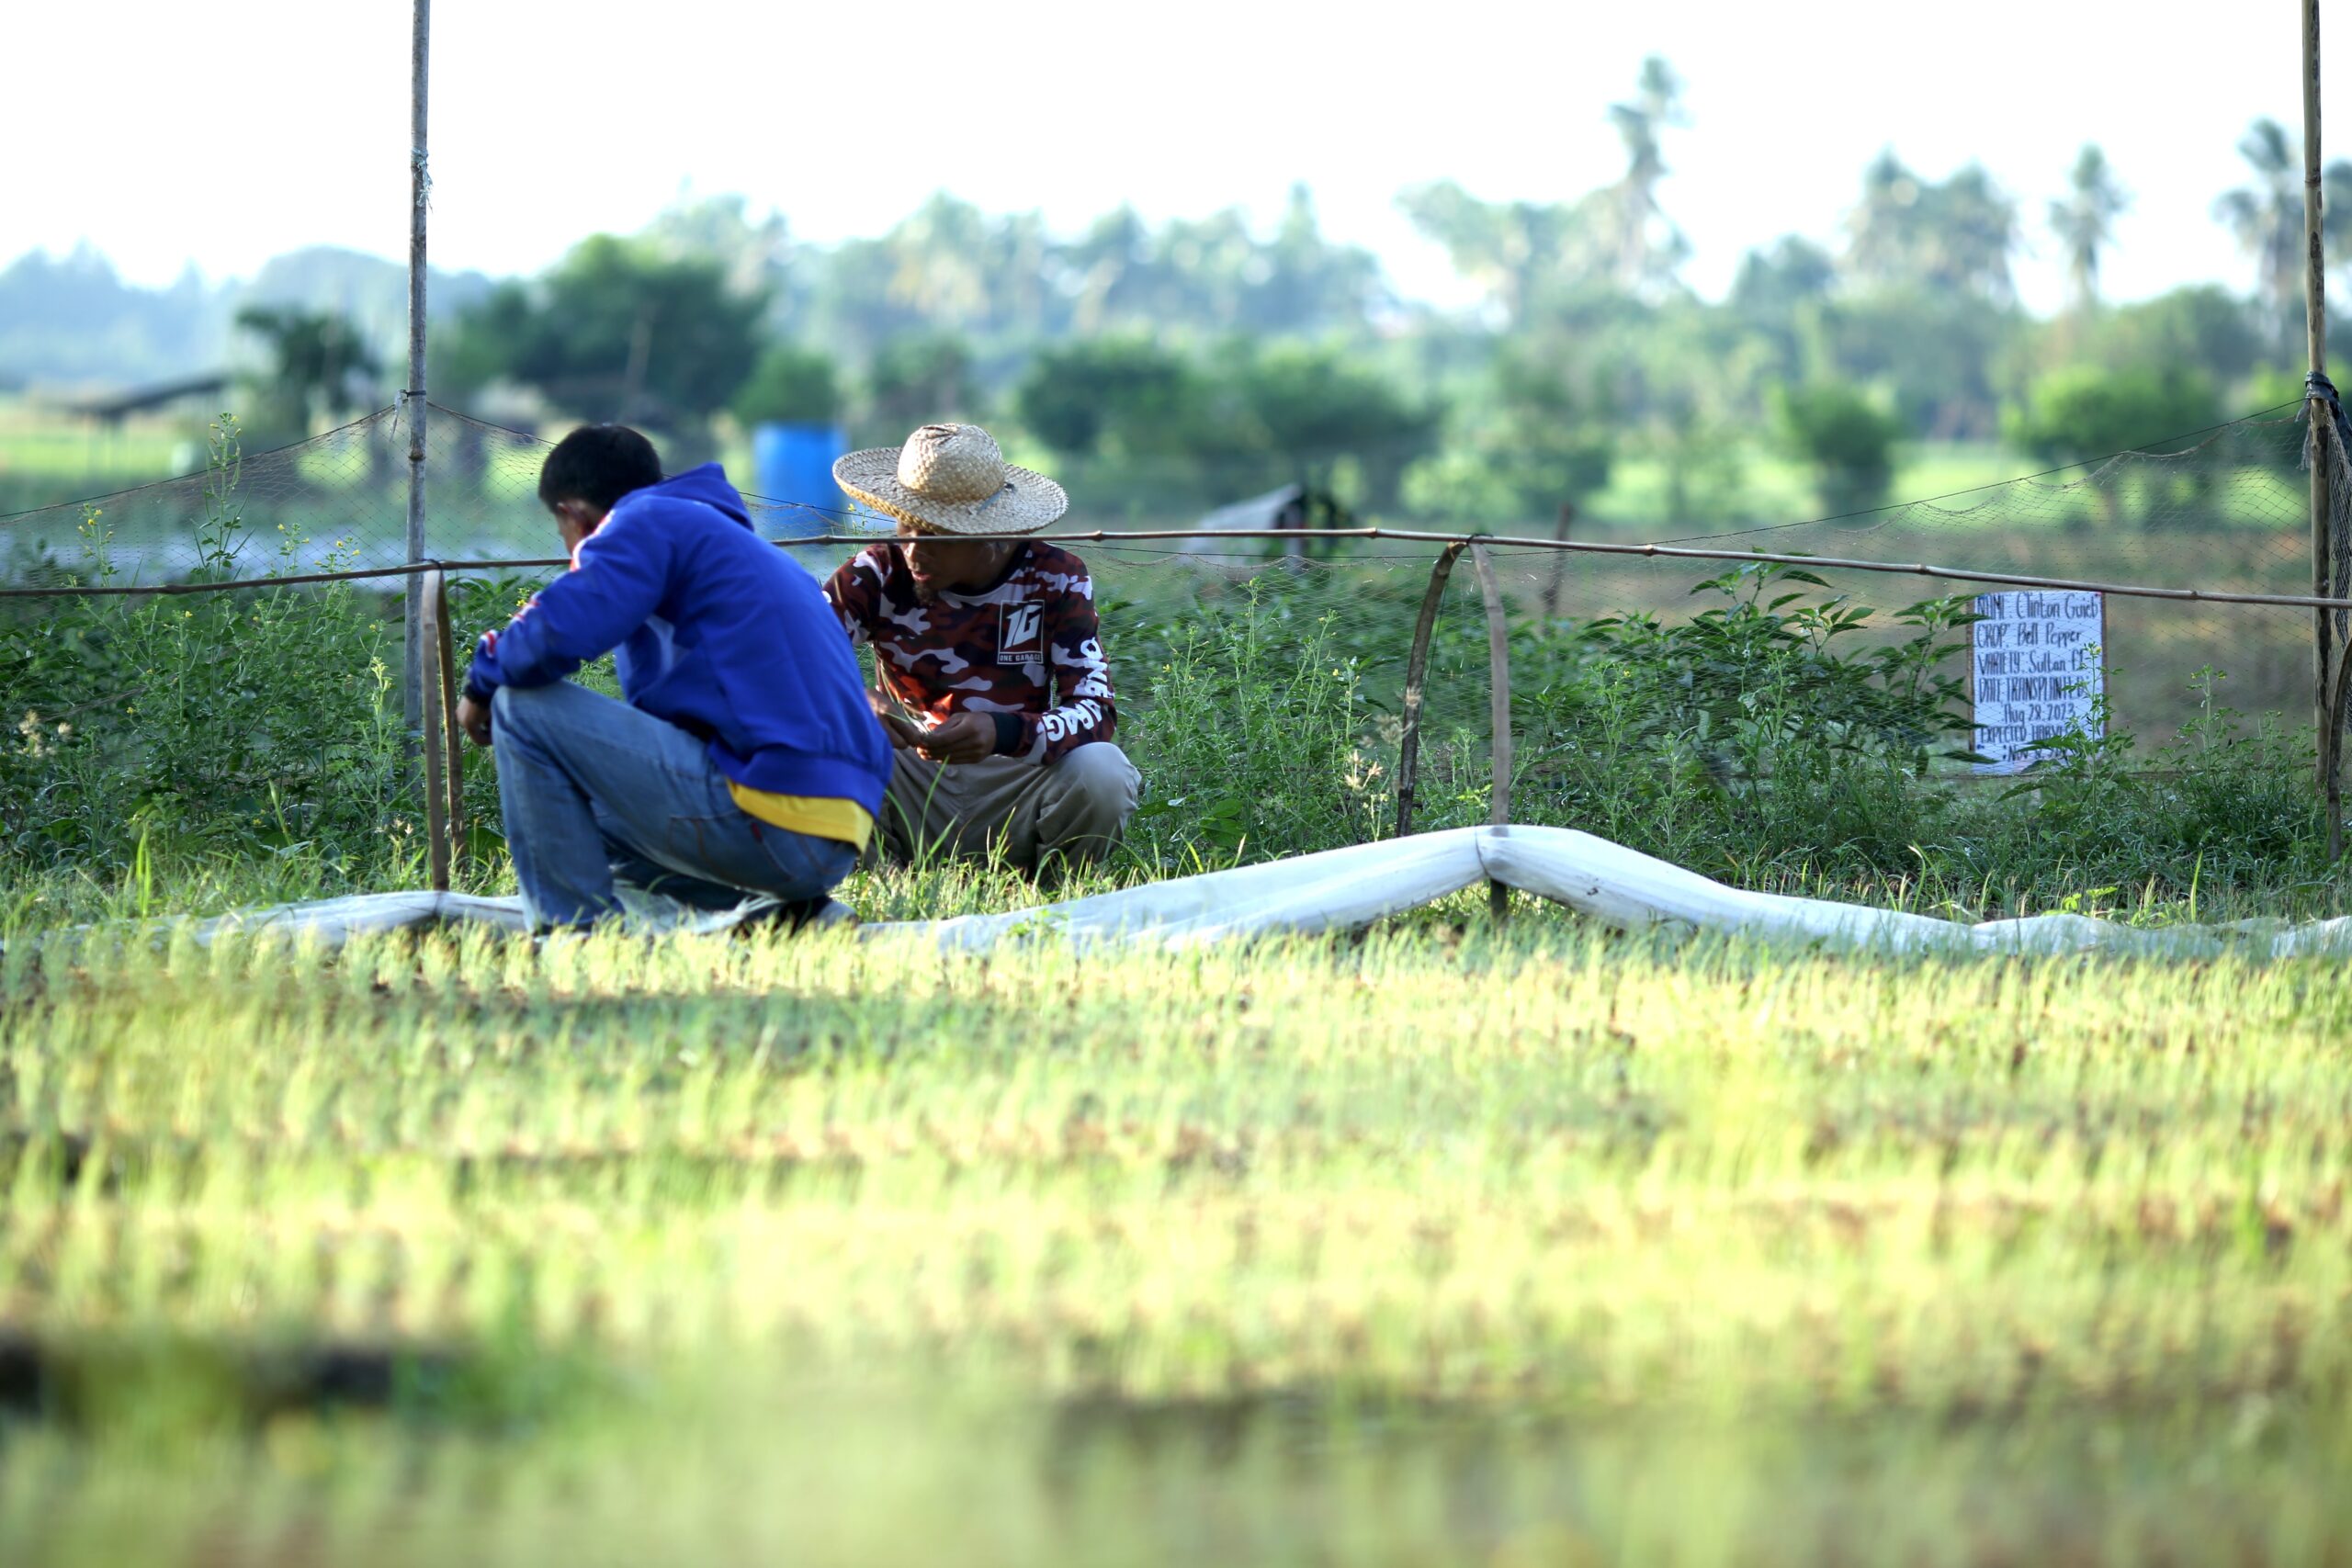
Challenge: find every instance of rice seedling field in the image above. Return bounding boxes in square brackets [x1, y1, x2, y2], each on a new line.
[3, 908, 2350, 1565]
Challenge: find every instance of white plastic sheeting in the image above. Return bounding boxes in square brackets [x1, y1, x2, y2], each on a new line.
[184, 891, 534, 945]
[142, 825, 2352, 958]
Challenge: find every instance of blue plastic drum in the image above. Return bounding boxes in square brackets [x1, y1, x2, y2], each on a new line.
[750, 423, 850, 541]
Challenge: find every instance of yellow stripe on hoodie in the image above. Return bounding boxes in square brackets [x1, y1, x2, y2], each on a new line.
[726, 784, 875, 852]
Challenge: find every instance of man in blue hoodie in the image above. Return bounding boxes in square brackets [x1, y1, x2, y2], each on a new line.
[456, 423, 891, 931]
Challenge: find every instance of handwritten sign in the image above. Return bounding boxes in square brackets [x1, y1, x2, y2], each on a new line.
[1972, 591, 2103, 773]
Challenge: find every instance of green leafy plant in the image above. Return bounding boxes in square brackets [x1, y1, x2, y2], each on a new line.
[1127, 582, 1388, 855]
[0, 416, 410, 876]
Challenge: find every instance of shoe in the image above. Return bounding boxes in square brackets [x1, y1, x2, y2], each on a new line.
[528, 925, 601, 954]
[731, 897, 859, 937]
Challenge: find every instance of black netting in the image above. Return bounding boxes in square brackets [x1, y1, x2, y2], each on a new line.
[2, 403, 2340, 874]
[1578, 409, 2318, 740]
[2, 411, 418, 590]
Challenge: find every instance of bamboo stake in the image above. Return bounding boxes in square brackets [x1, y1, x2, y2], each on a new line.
[2326, 638, 2351, 857]
[1394, 542, 1465, 838]
[401, 0, 432, 733]
[2305, 0, 2336, 851]
[1539, 502, 1575, 621]
[1469, 543, 1513, 919]
[435, 570, 465, 868]
[417, 566, 451, 893]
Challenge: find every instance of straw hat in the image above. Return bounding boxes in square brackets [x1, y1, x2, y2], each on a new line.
[832, 423, 1068, 536]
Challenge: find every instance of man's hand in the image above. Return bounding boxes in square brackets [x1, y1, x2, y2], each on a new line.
[457, 694, 494, 748]
[914, 711, 997, 764]
[877, 710, 927, 750]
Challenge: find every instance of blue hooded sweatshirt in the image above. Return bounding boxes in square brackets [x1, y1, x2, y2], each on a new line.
[464, 464, 891, 815]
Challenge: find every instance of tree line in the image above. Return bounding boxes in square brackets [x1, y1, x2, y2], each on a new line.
[17, 56, 2347, 525]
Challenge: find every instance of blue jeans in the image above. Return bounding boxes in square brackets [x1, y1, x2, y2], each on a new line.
[489, 681, 859, 931]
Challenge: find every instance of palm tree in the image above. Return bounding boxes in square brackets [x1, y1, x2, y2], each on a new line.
[1250, 184, 1390, 335]
[1605, 55, 1690, 292]
[234, 306, 381, 429]
[1846, 150, 1926, 288]
[644, 193, 797, 310]
[1064, 205, 1152, 334]
[1846, 152, 2017, 301]
[2050, 145, 2130, 314]
[1396, 181, 1596, 325]
[1926, 166, 2019, 303]
[2214, 119, 2305, 356]
[2214, 121, 2352, 363]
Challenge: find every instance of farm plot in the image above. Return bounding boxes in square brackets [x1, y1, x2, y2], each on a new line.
[2, 915, 2349, 1564]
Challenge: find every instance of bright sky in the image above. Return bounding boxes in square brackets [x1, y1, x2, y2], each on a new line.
[4, 0, 2336, 316]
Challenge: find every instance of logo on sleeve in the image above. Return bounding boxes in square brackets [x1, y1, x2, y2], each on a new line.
[999, 600, 1044, 660]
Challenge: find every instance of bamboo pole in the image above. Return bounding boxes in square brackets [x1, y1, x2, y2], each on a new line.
[10, 536, 2352, 613]
[2324, 639, 2342, 818]
[2306, 0, 2336, 835]
[401, 0, 432, 733]
[1468, 543, 1513, 919]
[2326, 639, 2352, 852]
[435, 570, 466, 868]
[0, 559, 536, 599]
[1393, 541, 1465, 838]
[417, 567, 451, 892]
[770, 530, 2352, 614]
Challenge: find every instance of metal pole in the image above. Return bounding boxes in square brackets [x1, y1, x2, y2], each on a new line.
[2305, 0, 2347, 857]
[402, 0, 432, 732]
[1468, 543, 1514, 919]
[1394, 542, 1465, 838]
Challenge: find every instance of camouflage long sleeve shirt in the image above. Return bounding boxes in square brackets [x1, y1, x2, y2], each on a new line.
[821, 541, 1118, 764]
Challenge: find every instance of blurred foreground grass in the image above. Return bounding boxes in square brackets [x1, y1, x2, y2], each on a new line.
[3, 909, 2349, 1562]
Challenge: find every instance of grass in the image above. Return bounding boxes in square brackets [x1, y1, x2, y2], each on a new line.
[0, 402, 189, 483]
[1573, 441, 2308, 538]
[2, 900, 2349, 1562]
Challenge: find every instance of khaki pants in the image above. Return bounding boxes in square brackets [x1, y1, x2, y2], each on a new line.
[876, 742, 1141, 874]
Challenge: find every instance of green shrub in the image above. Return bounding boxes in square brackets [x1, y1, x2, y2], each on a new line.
[2002, 365, 2224, 527]
[1945, 672, 2330, 900]
[1490, 562, 1975, 880]
[730, 344, 843, 428]
[1775, 381, 1903, 516]
[2005, 364, 2220, 465]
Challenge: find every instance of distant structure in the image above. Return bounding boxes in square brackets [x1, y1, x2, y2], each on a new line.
[1181, 483, 1351, 562]
[61, 372, 232, 431]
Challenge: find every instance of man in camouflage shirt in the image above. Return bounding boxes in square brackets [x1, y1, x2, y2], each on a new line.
[825, 423, 1140, 874]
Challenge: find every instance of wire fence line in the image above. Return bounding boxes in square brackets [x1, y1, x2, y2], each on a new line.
[1647, 403, 2313, 547]
[6, 533, 2350, 611]
[2, 400, 2343, 767]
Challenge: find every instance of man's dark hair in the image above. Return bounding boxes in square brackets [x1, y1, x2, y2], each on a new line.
[538, 423, 664, 513]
